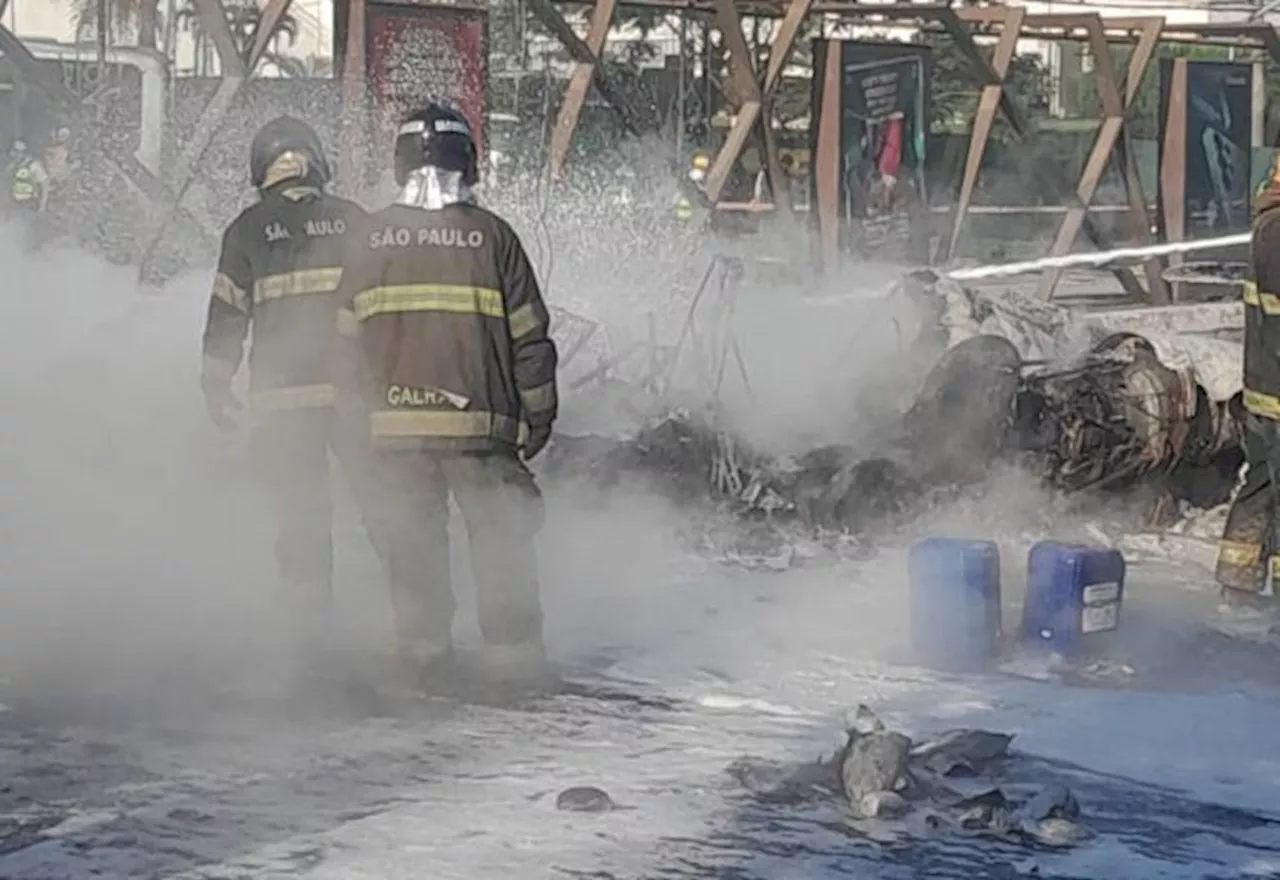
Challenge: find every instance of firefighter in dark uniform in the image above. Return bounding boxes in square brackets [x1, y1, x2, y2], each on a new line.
[1216, 154, 1280, 606]
[337, 104, 558, 687]
[201, 116, 374, 660]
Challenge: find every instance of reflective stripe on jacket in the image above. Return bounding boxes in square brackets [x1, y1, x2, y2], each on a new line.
[201, 182, 368, 411]
[1244, 196, 1280, 420]
[337, 202, 559, 452]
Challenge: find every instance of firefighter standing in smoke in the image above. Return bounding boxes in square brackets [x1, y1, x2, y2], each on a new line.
[201, 116, 376, 657]
[337, 104, 559, 685]
[1216, 154, 1280, 603]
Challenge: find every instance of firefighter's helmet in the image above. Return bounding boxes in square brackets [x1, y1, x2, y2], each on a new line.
[249, 115, 331, 189]
[394, 104, 478, 188]
[689, 150, 712, 186]
[1267, 152, 1280, 190]
[1254, 151, 1280, 207]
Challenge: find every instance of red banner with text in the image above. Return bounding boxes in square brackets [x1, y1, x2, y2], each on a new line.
[366, 2, 487, 160]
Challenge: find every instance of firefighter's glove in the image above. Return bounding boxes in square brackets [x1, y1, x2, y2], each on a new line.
[523, 424, 552, 461]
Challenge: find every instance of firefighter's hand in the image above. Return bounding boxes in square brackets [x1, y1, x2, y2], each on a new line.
[202, 385, 242, 432]
[523, 424, 552, 461]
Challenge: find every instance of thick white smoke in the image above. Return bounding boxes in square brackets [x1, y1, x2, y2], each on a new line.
[0, 152, 1194, 730]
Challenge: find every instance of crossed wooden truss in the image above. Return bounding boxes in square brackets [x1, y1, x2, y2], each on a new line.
[2, 0, 1278, 300]
[537, 0, 1280, 303]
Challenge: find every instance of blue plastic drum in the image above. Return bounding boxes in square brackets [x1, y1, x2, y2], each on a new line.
[908, 538, 1003, 673]
[1021, 541, 1125, 656]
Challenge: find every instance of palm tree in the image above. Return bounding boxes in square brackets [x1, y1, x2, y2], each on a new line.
[70, 0, 163, 50]
[174, 0, 301, 76]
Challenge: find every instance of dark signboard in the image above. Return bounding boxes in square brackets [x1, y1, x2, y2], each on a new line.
[811, 39, 931, 263]
[1158, 59, 1252, 236]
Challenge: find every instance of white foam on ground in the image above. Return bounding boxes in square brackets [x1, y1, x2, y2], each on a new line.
[1, 235, 1279, 879]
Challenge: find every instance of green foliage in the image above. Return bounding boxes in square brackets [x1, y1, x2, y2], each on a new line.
[1072, 42, 1236, 139]
[912, 32, 1051, 139]
[70, 0, 162, 48]
[173, 0, 301, 75]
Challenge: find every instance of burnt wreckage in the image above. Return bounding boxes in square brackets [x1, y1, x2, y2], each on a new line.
[545, 269, 1246, 533]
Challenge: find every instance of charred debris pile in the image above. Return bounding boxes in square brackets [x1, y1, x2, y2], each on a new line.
[728, 705, 1091, 848]
[543, 268, 1245, 539]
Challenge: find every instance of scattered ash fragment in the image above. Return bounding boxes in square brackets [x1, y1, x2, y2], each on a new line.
[727, 705, 1092, 849]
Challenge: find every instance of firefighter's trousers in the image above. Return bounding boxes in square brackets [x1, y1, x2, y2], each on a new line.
[372, 450, 545, 655]
[1217, 413, 1280, 594]
[253, 408, 385, 619]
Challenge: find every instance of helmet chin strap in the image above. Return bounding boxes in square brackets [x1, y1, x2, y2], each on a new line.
[396, 167, 474, 210]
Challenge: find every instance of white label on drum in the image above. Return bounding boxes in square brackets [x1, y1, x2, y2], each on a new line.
[1081, 602, 1119, 634]
[1082, 582, 1120, 605]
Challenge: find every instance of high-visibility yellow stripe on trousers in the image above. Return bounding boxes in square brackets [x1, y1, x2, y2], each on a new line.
[1243, 280, 1280, 315]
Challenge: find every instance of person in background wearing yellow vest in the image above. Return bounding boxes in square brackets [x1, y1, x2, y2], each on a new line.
[673, 150, 712, 229]
[5, 140, 50, 218]
[1216, 152, 1280, 613]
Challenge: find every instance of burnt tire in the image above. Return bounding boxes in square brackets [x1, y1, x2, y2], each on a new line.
[903, 334, 1023, 482]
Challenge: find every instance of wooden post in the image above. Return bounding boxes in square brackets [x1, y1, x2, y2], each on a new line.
[814, 38, 842, 267]
[1160, 57, 1189, 302]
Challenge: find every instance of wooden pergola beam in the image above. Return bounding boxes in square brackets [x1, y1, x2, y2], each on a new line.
[703, 0, 763, 205]
[941, 5, 1023, 263]
[959, 10, 1278, 48]
[757, 0, 813, 215]
[243, 0, 296, 66]
[949, 5, 1149, 299]
[189, 0, 247, 79]
[138, 0, 295, 280]
[1160, 57, 1189, 292]
[1115, 17, 1168, 304]
[1037, 14, 1167, 302]
[533, 0, 650, 181]
[946, 7, 1028, 139]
